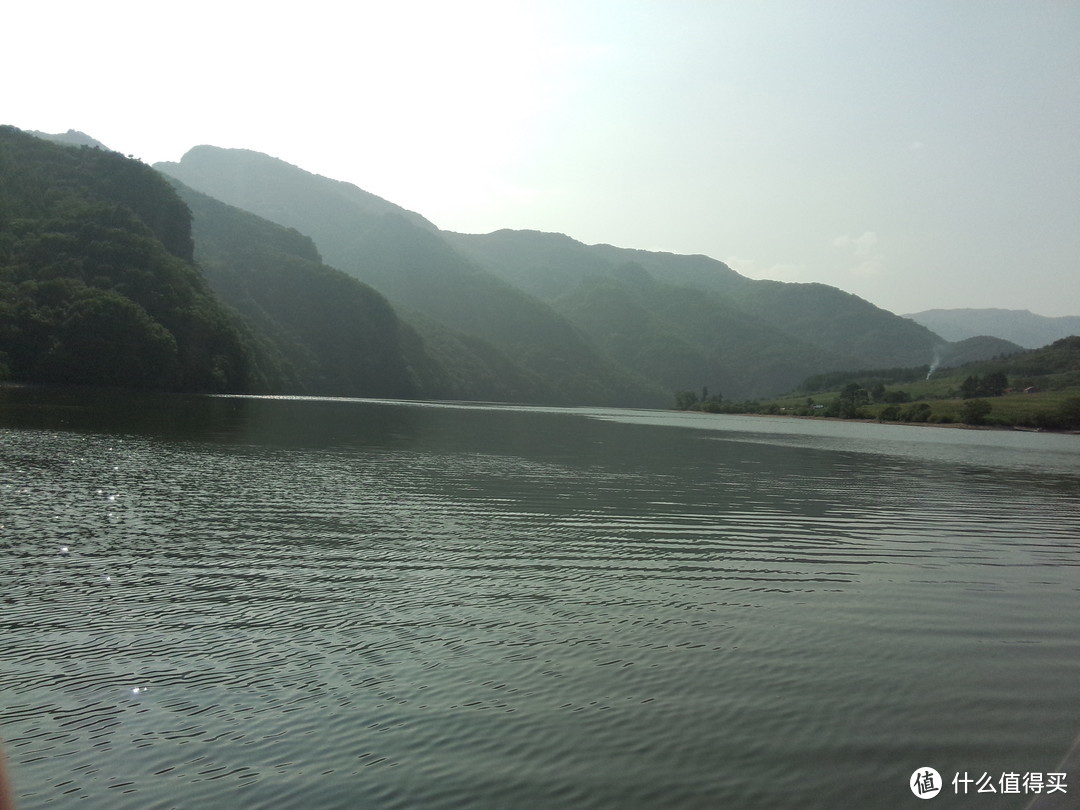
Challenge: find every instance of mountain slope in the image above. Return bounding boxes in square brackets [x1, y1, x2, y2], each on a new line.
[724, 280, 940, 368]
[156, 144, 1022, 404]
[158, 147, 664, 406]
[0, 126, 264, 391]
[168, 178, 449, 399]
[27, 129, 111, 150]
[157, 145, 437, 239]
[904, 308, 1080, 349]
[935, 335, 1024, 368]
[448, 229, 947, 397]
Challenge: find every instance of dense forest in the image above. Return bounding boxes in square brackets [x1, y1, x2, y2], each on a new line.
[448, 230, 955, 397]
[0, 127, 260, 391]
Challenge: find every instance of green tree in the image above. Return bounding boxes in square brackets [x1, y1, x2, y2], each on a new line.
[960, 375, 981, 399]
[879, 405, 901, 422]
[0, 128, 262, 392]
[982, 371, 1008, 396]
[960, 399, 992, 425]
[674, 390, 699, 410]
[960, 372, 1008, 399]
[827, 382, 869, 418]
[900, 402, 932, 422]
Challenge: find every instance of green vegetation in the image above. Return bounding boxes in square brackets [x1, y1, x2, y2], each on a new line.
[3, 131, 659, 404]
[171, 179, 448, 399]
[6, 128, 1076, 417]
[1, 127, 448, 399]
[798, 365, 930, 393]
[959, 371, 1008, 398]
[676, 336, 1080, 431]
[159, 146, 664, 407]
[0, 127, 261, 391]
[447, 230, 979, 400]
[153, 145, 1054, 407]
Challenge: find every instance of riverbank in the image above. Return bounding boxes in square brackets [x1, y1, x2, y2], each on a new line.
[674, 407, 1080, 435]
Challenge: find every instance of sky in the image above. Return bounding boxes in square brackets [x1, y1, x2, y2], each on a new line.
[4, 0, 1079, 316]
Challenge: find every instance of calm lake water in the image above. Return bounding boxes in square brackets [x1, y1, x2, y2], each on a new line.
[1, 388, 1078, 809]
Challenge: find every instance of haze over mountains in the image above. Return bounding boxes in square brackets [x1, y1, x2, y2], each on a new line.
[4, 126, 1064, 406]
[158, 144, 1023, 401]
[904, 309, 1080, 350]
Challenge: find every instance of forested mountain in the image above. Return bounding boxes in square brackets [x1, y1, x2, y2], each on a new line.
[158, 147, 664, 406]
[10, 127, 1038, 406]
[934, 335, 1024, 367]
[961, 335, 1080, 379]
[157, 145, 437, 241]
[447, 230, 951, 397]
[904, 308, 1080, 349]
[0, 126, 454, 399]
[160, 146, 969, 400]
[0, 126, 264, 391]
[167, 179, 449, 399]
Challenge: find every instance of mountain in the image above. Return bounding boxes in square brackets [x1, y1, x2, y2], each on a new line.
[10, 129, 1028, 406]
[904, 308, 1080, 349]
[158, 147, 664, 406]
[0, 126, 264, 391]
[156, 145, 437, 240]
[2, 126, 454, 400]
[933, 335, 1024, 368]
[162, 145, 1033, 401]
[447, 229, 949, 397]
[166, 177, 449, 399]
[161, 146, 970, 400]
[27, 129, 110, 150]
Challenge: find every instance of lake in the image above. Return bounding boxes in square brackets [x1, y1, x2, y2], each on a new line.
[1, 387, 1078, 809]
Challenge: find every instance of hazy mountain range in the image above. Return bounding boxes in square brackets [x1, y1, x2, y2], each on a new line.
[25, 128, 109, 150]
[4, 125, 1063, 406]
[904, 309, 1080, 350]
[158, 145, 1017, 400]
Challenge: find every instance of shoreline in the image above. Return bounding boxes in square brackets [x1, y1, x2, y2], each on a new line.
[2, 382, 1078, 436]
[676, 408, 1080, 435]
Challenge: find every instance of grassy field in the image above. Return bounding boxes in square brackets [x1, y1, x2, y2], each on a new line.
[770, 380, 1080, 429]
[681, 337, 1080, 430]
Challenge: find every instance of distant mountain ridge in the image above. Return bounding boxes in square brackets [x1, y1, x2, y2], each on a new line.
[905, 308, 1080, 349]
[157, 146, 437, 237]
[27, 128, 110, 150]
[447, 229, 948, 397]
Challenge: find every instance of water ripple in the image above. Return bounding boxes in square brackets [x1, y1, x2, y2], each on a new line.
[2, 401, 1079, 809]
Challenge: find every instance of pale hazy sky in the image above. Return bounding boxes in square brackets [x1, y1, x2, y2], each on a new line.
[5, 1, 1079, 316]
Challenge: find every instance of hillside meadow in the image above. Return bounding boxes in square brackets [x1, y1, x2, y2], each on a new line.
[684, 337, 1080, 431]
